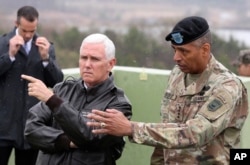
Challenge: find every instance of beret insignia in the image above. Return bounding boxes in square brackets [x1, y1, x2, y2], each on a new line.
[171, 33, 183, 44]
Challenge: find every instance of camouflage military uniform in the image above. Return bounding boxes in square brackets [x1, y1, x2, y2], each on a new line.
[130, 55, 248, 165]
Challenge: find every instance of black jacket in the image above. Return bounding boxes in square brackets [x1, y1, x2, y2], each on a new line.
[0, 28, 64, 149]
[24, 75, 132, 165]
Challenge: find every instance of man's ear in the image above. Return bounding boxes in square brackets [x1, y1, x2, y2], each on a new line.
[201, 43, 210, 57]
[15, 20, 19, 27]
[108, 58, 116, 72]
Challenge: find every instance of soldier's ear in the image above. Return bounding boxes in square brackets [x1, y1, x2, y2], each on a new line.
[201, 43, 210, 57]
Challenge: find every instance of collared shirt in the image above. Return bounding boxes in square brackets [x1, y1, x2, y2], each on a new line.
[15, 28, 32, 53]
[13, 28, 49, 67]
[9, 28, 32, 62]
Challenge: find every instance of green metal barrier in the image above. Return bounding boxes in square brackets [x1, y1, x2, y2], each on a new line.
[239, 78, 250, 149]
[113, 67, 168, 165]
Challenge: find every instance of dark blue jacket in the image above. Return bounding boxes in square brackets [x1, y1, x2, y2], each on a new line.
[0, 28, 64, 149]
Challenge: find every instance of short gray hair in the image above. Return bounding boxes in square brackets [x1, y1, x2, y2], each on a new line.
[192, 30, 212, 47]
[80, 33, 115, 60]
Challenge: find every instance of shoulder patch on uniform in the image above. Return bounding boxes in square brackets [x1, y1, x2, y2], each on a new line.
[207, 99, 223, 111]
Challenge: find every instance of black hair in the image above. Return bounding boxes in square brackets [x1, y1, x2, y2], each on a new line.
[17, 6, 39, 24]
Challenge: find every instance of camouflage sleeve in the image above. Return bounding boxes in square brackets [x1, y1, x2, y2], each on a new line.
[129, 79, 248, 149]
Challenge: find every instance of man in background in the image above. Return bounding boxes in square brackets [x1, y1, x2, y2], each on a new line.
[233, 49, 250, 76]
[0, 6, 63, 165]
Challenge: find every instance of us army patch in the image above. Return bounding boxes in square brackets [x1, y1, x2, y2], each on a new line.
[207, 99, 223, 111]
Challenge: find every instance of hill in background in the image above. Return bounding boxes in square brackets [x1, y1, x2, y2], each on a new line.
[1, 0, 250, 31]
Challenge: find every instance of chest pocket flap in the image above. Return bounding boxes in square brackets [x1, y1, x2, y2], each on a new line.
[198, 91, 232, 121]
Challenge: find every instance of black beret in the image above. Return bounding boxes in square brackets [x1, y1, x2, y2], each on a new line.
[165, 16, 209, 45]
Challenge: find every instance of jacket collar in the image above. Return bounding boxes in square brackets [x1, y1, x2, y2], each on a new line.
[8, 27, 39, 43]
[81, 72, 115, 102]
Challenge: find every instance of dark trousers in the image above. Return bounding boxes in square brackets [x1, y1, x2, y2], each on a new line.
[0, 146, 38, 165]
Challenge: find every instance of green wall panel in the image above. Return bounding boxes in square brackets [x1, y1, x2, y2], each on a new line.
[113, 69, 168, 165]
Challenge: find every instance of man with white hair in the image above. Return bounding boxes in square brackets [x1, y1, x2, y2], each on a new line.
[22, 33, 132, 165]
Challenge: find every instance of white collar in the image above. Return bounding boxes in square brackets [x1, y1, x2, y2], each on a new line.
[15, 28, 32, 45]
